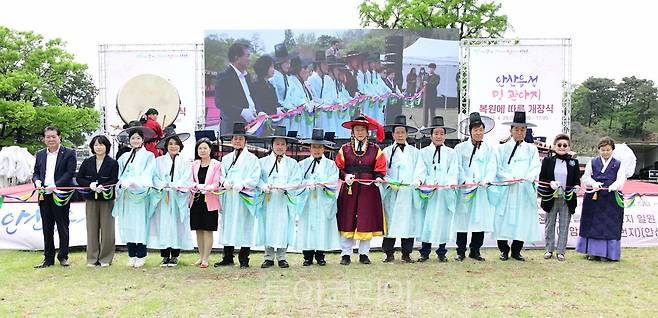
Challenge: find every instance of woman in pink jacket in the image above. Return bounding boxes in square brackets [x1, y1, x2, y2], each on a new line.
[190, 138, 222, 268]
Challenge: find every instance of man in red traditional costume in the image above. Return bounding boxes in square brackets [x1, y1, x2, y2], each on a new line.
[335, 115, 387, 265]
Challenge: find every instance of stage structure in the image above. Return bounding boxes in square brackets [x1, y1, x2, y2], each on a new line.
[459, 38, 571, 145]
[98, 44, 205, 157]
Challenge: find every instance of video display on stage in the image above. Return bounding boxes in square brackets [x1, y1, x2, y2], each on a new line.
[203, 29, 459, 139]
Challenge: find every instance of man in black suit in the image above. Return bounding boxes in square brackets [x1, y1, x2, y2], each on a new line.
[215, 43, 255, 135]
[32, 126, 77, 268]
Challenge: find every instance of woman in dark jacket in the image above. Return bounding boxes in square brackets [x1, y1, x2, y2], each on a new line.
[405, 68, 417, 96]
[538, 134, 581, 261]
[76, 135, 119, 267]
[251, 55, 280, 116]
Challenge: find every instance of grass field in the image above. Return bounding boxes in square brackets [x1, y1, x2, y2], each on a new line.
[1, 248, 657, 317]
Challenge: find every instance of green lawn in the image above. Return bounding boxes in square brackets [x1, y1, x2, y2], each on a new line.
[1, 248, 657, 317]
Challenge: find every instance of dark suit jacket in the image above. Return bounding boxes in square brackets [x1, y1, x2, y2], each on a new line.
[76, 155, 119, 200]
[32, 146, 77, 187]
[251, 79, 280, 115]
[215, 65, 251, 134]
[539, 155, 581, 214]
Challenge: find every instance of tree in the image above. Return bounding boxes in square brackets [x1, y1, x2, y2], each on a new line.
[283, 29, 296, 51]
[617, 77, 658, 136]
[0, 26, 99, 152]
[358, 0, 509, 39]
[571, 77, 617, 128]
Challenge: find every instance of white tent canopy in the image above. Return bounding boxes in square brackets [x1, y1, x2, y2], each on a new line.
[402, 38, 460, 98]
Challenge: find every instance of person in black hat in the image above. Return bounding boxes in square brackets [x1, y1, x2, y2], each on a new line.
[215, 42, 255, 135]
[113, 125, 158, 268]
[289, 56, 316, 138]
[214, 122, 261, 268]
[452, 112, 497, 262]
[422, 63, 441, 127]
[257, 126, 300, 269]
[150, 129, 193, 267]
[380, 115, 420, 263]
[308, 50, 329, 101]
[271, 43, 296, 109]
[416, 116, 459, 262]
[317, 56, 351, 138]
[142, 107, 165, 157]
[343, 51, 362, 98]
[295, 128, 341, 266]
[493, 111, 541, 261]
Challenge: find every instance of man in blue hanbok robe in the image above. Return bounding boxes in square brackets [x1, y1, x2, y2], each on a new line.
[493, 111, 542, 261]
[415, 116, 459, 263]
[452, 112, 497, 261]
[257, 126, 301, 269]
[214, 123, 262, 268]
[295, 128, 341, 266]
[381, 116, 421, 263]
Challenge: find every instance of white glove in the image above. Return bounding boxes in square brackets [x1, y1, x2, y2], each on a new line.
[590, 181, 603, 189]
[223, 182, 232, 190]
[233, 183, 243, 191]
[345, 174, 355, 186]
[205, 184, 216, 192]
[257, 111, 266, 117]
[549, 181, 560, 190]
[608, 183, 620, 192]
[263, 183, 272, 193]
[95, 185, 105, 193]
[411, 180, 421, 188]
[240, 108, 257, 122]
[572, 185, 581, 193]
[89, 182, 98, 191]
[276, 107, 285, 115]
[481, 179, 492, 186]
[34, 180, 42, 188]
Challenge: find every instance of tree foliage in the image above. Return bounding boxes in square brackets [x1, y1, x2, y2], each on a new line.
[0, 26, 99, 152]
[571, 76, 658, 138]
[358, 0, 509, 39]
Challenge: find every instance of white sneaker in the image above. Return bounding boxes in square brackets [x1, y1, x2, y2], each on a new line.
[557, 254, 566, 261]
[100, 263, 111, 267]
[544, 252, 553, 259]
[87, 263, 97, 268]
[134, 257, 146, 268]
[127, 257, 136, 267]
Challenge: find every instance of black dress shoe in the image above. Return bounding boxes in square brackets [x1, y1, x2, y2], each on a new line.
[303, 259, 313, 266]
[454, 254, 465, 262]
[239, 263, 250, 269]
[340, 255, 351, 265]
[499, 252, 509, 261]
[511, 253, 525, 261]
[34, 261, 54, 269]
[438, 254, 448, 262]
[160, 258, 170, 267]
[317, 259, 327, 266]
[278, 260, 290, 268]
[214, 258, 235, 267]
[382, 253, 395, 263]
[359, 254, 371, 264]
[469, 253, 486, 261]
[417, 255, 429, 263]
[401, 254, 415, 263]
[59, 259, 71, 267]
[261, 260, 275, 268]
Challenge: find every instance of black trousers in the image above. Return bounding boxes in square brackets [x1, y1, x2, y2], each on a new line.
[456, 232, 485, 256]
[223, 246, 251, 263]
[302, 250, 325, 262]
[497, 240, 524, 255]
[38, 194, 70, 263]
[160, 248, 180, 258]
[127, 243, 147, 258]
[382, 237, 415, 254]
